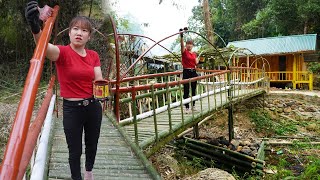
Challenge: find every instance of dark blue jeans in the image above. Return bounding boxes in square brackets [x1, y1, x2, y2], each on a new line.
[183, 69, 198, 109]
[63, 99, 102, 180]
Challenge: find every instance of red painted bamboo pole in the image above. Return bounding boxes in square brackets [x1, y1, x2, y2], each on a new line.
[16, 76, 55, 180]
[108, 15, 121, 122]
[0, 6, 59, 179]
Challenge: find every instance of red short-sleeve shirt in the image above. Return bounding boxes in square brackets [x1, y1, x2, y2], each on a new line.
[182, 49, 197, 69]
[55, 45, 101, 98]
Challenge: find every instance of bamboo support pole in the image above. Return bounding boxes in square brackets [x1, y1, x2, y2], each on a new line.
[180, 146, 258, 173]
[183, 142, 263, 170]
[183, 137, 265, 165]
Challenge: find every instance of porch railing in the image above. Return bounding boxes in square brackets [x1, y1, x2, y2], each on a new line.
[266, 71, 313, 90]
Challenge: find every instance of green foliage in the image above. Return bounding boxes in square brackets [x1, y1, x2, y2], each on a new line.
[269, 0, 299, 35]
[173, 152, 206, 177]
[308, 62, 320, 74]
[299, 156, 320, 180]
[241, 6, 276, 38]
[189, 0, 320, 48]
[274, 123, 298, 135]
[249, 110, 274, 134]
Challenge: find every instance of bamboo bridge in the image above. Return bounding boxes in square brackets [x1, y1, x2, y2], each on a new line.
[0, 6, 269, 180]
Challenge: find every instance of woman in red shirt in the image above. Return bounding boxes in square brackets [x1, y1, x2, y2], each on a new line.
[26, 2, 103, 179]
[180, 32, 199, 113]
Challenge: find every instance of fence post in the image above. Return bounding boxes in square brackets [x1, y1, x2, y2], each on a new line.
[309, 73, 313, 91]
[132, 87, 139, 145]
[166, 83, 172, 132]
[178, 81, 185, 125]
[227, 70, 234, 141]
[151, 84, 158, 141]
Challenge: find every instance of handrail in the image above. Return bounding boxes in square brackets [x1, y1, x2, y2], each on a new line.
[110, 71, 182, 84]
[0, 5, 59, 179]
[113, 70, 229, 93]
[17, 76, 55, 179]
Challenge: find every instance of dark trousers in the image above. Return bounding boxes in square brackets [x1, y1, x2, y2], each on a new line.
[63, 99, 102, 180]
[183, 69, 198, 109]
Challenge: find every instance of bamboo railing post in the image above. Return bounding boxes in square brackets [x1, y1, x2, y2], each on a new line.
[147, 79, 151, 111]
[161, 76, 165, 106]
[137, 81, 142, 114]
[127, 82, 133, 117]
[176, 75, 179, 101]
[227, 70, 234, 141]
[225, 73, 228, 104]
[189, 79, 194, 117]
[219, 74, 223, 109]
[155, 77, 159, 108]
[211, 74, 216, 110]
[178, 81, 185, 125]
[166, 82, 172, 132]
[132, 87, 139, 145]
[206, 77, 210, 111]
[151, 84, 158, 141]
[199, 82, 203, 115]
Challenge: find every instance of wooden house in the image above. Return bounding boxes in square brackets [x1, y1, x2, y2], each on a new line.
[228, 34, 319, 90]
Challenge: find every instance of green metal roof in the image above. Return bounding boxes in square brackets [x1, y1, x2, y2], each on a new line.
[227, 34, 318, 55]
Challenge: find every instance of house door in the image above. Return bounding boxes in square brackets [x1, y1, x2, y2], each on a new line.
[279, 56, 286, 80]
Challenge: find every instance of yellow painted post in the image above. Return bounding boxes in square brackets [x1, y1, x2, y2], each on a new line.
[309, 73, 313, 90]
[255, 62, 258, 88]
[293, 54, 297, 89]
[233, 56, 235, 67]
[247, 55, 250, 82]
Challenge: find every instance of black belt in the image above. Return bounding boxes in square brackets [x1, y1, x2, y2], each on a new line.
[63, 97, 96, 107]
[184, 68, 196, 72]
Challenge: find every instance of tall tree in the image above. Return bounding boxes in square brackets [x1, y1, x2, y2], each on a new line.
[297, 0, 320, 34]
[269, 0, 299, 35]
[203, 0, 215, 44]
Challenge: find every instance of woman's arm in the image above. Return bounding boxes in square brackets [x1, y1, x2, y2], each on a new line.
[26, 1, 59, 61]
[33, 31, 60, 61]
[94, 67, 104, 81]
[180, 34, 184, 56]
[196, 57, 199, 64]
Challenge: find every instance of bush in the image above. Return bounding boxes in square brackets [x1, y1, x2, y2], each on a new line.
[307, 62, 320, 74]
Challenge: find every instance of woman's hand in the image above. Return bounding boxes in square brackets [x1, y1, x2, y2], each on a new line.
[25, 1, 41, 34]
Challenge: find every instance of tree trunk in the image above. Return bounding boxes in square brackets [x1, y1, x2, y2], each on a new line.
[203, 0, 214, 44]
[304, 19, 308, 34]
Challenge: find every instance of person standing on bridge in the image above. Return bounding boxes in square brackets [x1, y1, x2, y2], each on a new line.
[180, 28, 199, 113]
[25, 2, 103, 180]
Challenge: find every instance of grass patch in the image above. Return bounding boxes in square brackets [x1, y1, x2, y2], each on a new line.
[274, 123, 298, 135]
[173, 151, 208, 177]
[299, 156, 320, 180]
[249, 110, 275, 135]
[265, 141, 320, 180]
[249, 110, 300, 136]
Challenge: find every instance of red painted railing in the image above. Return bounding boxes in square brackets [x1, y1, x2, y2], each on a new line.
[0, 6, 59, 179]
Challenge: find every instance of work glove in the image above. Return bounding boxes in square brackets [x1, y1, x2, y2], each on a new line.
[179, 28, 183, 38]
[25, 1, 41, 34]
